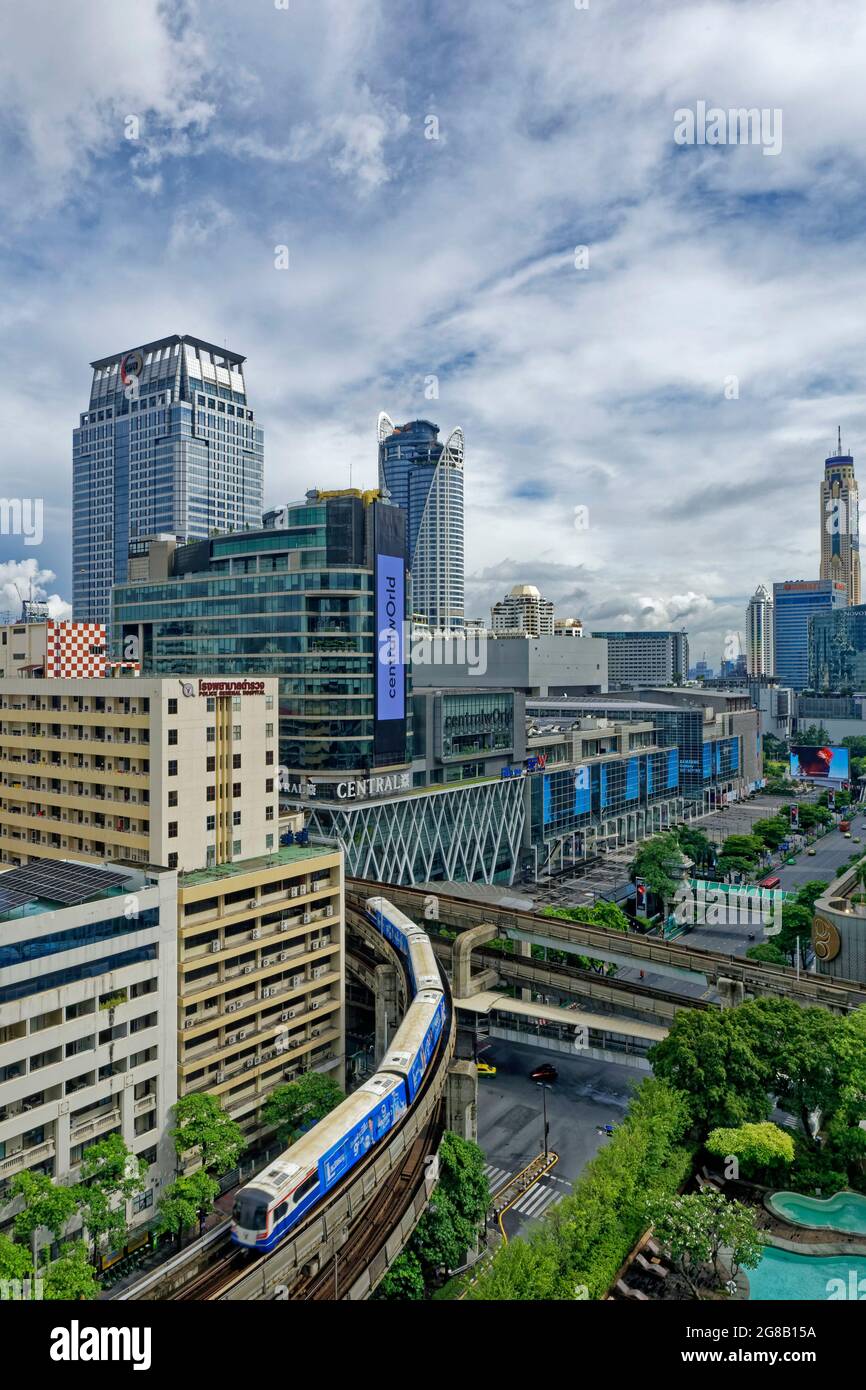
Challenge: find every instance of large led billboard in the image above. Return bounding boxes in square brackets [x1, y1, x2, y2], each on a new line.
[789, 745, 850, 782]
[373, 504, 408, 762]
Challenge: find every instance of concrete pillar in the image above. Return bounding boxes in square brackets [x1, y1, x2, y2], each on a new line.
[55, 1104, 70, 1175]
[518, 938, 533, 1002]
[717, 977, 745, 1009]
[453, 923, 498, 998]
[374, 963, 399, 1060]
[446, 1061, 478, 1142]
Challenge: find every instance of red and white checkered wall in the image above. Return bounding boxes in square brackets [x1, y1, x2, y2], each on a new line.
[45, 621, 108, 678]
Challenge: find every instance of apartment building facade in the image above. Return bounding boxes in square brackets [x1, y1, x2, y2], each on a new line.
[0, 676, 280, 872]
[0, 861, 177, 1238]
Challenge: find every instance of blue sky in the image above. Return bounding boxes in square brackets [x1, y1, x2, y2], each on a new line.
[2, 0, 866, 662]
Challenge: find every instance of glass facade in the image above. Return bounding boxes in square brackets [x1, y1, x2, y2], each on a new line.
[378, 418, 464, 627]
[773, 580, 846, 692]
[73, 336, 264, 630]
[809, 603, 866, 692]
[113, 495, 411, 776]
[533, 747, 678, 838]
[439, 691, 513, 761]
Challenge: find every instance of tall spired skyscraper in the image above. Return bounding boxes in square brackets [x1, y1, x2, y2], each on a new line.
[820, 428, 860, 604]
[73, 335, 264, 628]
[746, 583, 774, 676]
[377, 415, 464, 628]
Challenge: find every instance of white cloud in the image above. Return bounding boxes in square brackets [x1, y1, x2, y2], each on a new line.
[0, 560, 70, 621]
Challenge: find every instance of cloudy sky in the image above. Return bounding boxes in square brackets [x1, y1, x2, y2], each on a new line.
[2, 0, 865, 661]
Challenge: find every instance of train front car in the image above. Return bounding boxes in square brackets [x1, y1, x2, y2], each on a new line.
[231, 1073, 408, 1253]
[378, 989, 447, 1100]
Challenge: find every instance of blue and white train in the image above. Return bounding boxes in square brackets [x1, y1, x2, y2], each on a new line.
[231, 896, 445, 1252]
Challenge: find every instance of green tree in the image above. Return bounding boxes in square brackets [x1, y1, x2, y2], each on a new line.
[794, 881, 829, 912]
[629, 832, 685, 901]
[376, 1250, 425, 1300]
[750, 818, 788, 852]
[436, 1132, 490, 1228]
[262, 1072, 344, 1146]
[171, 1093, 245, 1176]
[649, 1010, 771, 1133]
[42, 1242, 101, 1301]
[0, 1232, 33, 1282]
[705, 1122, 795, 1180]
[675, 826, 716, 870]
[11, 1169, 79, 1246]
[746, 942, 788, 966]
[646, 1191, 762, 1296]
[412, 1191, 475, 1275]
[798, 724, 831, 746]
[75, 1135, 147, 1269]
[155, 1171, 220, 1247]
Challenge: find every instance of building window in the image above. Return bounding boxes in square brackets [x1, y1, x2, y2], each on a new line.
[266, 750, 274, 766]
[167, 761, 178, 777]
[132, 1189, 154, 1214]
[206, 698, 216, 713]
[207, 756, 216, 772]
[168, 852, 178, 869]
[265, 723, 274, 738]
[168, 699, 177, 715]
[232, 782, 241, 798]
[265, 778, 274, 793]
[232, 840, 242, 856]
[266, 695, 274, 710]
[168, 729, 178, 746]
[206, 786, 216, 802]
[233, 754, 241, 769]
[232, 726, 241, 739]
[266, 806, 274, 821]
[168, 790, 178, 807]
[168, 822, 178, 839]
[206, 815, 216, 832]
[266, 834, 274, 849]
[207, 726, 216, 742]
[232, 811, 241, 826]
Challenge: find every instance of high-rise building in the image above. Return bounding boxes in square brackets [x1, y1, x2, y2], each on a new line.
[820, 429, 860, 604]
[0, 860, 178, 1230]
[113, 489, 411, 787]
[773, 579, 846, 691]
[746, 584, 774, 676]
[589, 630, 689, 688]
[809, 603, 866, 692]
[491, 584, 554, 636]
[73, 335, 264, 630]
[377, 415, 464, 628]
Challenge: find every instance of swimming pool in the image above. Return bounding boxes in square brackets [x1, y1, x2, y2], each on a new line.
[749, 1246, 866, 1300]
[767, 1189, 866, 1236]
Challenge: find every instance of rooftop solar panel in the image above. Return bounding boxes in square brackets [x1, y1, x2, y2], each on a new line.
[0, 861, 130, 913]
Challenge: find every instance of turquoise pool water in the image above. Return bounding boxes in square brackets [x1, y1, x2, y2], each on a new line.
[767, 1189, 866, 1235]
[750, 1246, 866, 1300]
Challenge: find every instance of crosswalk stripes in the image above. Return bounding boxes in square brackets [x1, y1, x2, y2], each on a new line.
[510, 1183, 564, 1219]
[483, 1163, 512, 1194]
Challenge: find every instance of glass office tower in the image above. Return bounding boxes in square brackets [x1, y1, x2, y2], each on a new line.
[112, 490, 411, 784]
[377, 414, 464, 628]
[73, 335, 264, 629]
[772, 579, 847, 691]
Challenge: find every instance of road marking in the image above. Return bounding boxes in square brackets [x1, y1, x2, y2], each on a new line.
[483, 1164, 512, 1194]
[512, 1185, 564, 1218]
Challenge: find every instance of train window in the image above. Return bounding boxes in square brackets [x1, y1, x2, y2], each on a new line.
[292, 1173, 320, 1205]
[233, 1193, 269, 1230]
[274, 1201, 288, 1222]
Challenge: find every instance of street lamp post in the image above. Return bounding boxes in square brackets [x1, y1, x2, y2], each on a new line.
[537, 1082, 551, 1160]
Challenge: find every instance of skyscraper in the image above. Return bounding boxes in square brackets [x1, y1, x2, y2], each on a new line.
[820, 428, 860, 604]
[73, 335, 264, 628]
[377, 414, 464, 628]
[746, 583, 774, 675]
[491, 584, 555, 636]
[772, 579, 846, 690]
